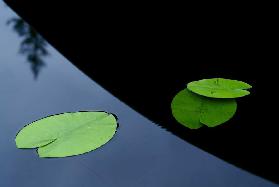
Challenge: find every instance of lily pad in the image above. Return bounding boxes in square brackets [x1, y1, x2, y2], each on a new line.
[15, 111, 118, 158]
[187, 78, 252, 98]
[171, 89, 237, 129]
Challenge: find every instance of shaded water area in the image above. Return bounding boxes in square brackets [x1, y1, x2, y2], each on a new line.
[0, 2, 278, 187]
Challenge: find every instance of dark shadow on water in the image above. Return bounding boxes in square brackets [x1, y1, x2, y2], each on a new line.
[7, 17, 48, 79]
[3, 0, 278, 185]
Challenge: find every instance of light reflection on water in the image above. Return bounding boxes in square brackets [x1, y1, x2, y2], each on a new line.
[0, 2, 278, 187]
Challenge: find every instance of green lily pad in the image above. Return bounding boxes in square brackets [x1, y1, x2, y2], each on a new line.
[15, 111, 118, 158]
[187, 78, 252, 98]
[171, 89, 237, 129]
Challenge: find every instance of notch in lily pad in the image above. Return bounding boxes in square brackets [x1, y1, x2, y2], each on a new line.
[15, 111, 118, 158]
[187, 78, 252, 98]
[171, 78, 252, 129]
[171, 89, 237, 129]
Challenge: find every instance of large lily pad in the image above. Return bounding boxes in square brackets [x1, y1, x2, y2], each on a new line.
[16, 111, 118, 158]
[187, 78, 252, 98]
[171, 89, 237, 129]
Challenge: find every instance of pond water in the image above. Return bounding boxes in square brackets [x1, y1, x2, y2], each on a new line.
[0, 2, 277, 187]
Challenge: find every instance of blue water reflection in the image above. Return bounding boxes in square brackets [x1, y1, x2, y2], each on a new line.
[0, 2, 277, 187]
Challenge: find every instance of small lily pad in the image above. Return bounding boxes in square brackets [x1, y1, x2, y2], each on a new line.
[15, 111, 118, 158]
[171, 89, 237, 129]
[187, 78, 252, 98]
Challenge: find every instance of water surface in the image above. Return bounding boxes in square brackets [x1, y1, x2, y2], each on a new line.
[0, 2, 277, 187]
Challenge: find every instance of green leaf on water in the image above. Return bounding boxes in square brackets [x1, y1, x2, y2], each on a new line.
[171, 89, 237, 129]
[15, 111, 118, 158]
[187, 78, 252, 98]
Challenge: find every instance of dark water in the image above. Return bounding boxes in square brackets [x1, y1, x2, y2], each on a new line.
[0, 2, 277, 187]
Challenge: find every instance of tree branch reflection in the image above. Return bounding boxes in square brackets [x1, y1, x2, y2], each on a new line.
[7, 17, 49, 79]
